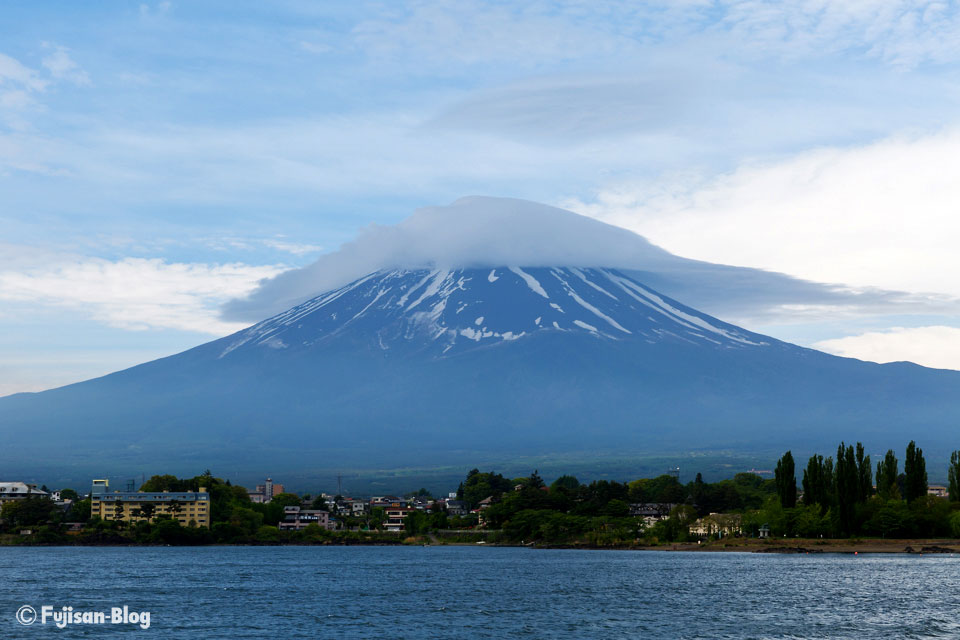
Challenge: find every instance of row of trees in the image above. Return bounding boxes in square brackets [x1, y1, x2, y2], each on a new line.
[440, 467, 781, 544]
[769, 442, 960, 538]
[458, 467, 773, 516]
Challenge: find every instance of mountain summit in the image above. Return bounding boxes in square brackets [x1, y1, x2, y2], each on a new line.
[2, 263, 958, 484]
[222, 266, 767, 360]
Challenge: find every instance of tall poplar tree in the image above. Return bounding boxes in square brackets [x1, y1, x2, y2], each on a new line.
[833, 442, 860, 535]
[875, 450, 899, 500]
[775, 451, 797, 508]
[855, 442, 872, 502]
[802, 454, 835, 513]
[949, 451, 960, 502]
[904, 441, 928, 504]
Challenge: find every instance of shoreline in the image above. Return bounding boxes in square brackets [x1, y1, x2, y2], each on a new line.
[5, 538, 960, 553]
[627, 538, 960, 554]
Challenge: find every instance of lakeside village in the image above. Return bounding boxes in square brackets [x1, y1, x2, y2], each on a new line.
[4, 440, 960, 548]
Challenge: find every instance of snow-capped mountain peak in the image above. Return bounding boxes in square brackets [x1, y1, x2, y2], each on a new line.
[220, 266, 767, 359]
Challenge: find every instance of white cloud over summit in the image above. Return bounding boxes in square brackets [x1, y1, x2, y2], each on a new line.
[222, 197, 679, 319]
[221, 196, 948, 329]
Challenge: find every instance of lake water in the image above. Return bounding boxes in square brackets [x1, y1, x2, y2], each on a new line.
[1, 546, 959, 638]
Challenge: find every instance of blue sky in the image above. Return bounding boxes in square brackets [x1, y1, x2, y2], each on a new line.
[4, 0, 960, 394]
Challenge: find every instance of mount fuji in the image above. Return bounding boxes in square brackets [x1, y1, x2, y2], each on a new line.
[2, 198, 960, 484]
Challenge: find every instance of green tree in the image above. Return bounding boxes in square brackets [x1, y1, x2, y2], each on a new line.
[403, 510, 430, 534]
[168, 499, 183, 523]
[865, 501, 912, 538]
[875, 450, 899, 500]
[69, 498, 91, 522]
[855, 442, 872, 502]
[904, 441, 928, 504]
[774, 451, 797, 508]
[140, 475, 182, 492]
[273, 493, 302, 507]
[59, 488, 79, 502]
[603, 499, 630, 517]
[833, 442, 859, 535]
[140, 502, 156, 522]
[525, 470, 545, 490]
[255, 525, 280, 542]
[461, 469, 513, 509]
[550, 475, 580, 493]
[230, 507, 264, 535]
[802, 454, 833, 512]
[948, 450, 960, 502]
[1, 497, 61, 529]
[369, 507, 386, 531]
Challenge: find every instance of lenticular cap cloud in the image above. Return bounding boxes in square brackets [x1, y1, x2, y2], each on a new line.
[220, 195, 945, 323]
[222, 196, 681, 320]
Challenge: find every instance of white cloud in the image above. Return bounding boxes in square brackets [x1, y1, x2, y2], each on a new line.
[564, 127, 960, 299]
[717, 0, 960, 68]
[0, 257, 284, 335]
[299, 41, 332, 54]
[221, 195, 942, 322]
[262, 239, 324, 256]
[0, 52, 47, 91]
[139, 2, 172, 17]
[352, 1, 628, 68]
[815, 326, 960, 370]
[0, 52, 47, 128]
[41, 45, 90, 86]
[351, 0, 960, 70]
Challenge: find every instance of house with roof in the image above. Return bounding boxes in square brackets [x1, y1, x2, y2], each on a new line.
[689, 513, 742, 538]
[0, 482, 48, 507]
[629, 503, 677, 527]
[278, 506, 334, 531]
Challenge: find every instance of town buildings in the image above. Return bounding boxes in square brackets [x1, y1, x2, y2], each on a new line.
[444, 499, 469, 516]
[0, 482, 48, 507]
[90, 479, 211, 528]
[928, 485, 949, 498]
[278, 506, 334, 531]
[248, 477, 285, 504]
[689, 513, 743, 538]
[384, 507, 414, 531]
[629, 503, 677, 527]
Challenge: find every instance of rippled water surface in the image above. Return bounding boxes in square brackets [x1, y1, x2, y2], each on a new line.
[2, 546, 959, 638]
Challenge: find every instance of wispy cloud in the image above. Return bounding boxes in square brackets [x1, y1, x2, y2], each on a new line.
[0, 257, 284, 334]
[262, 239, 324, 256]
[352, 1, 960, 71]
[815, 325, 960, 371]
[716, 0, 960, 68]
[0, 52, 47, 90]
[40, 44, 90, 86]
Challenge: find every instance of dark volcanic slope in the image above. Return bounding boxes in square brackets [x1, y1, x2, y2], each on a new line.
[2, 267, 958, 477]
